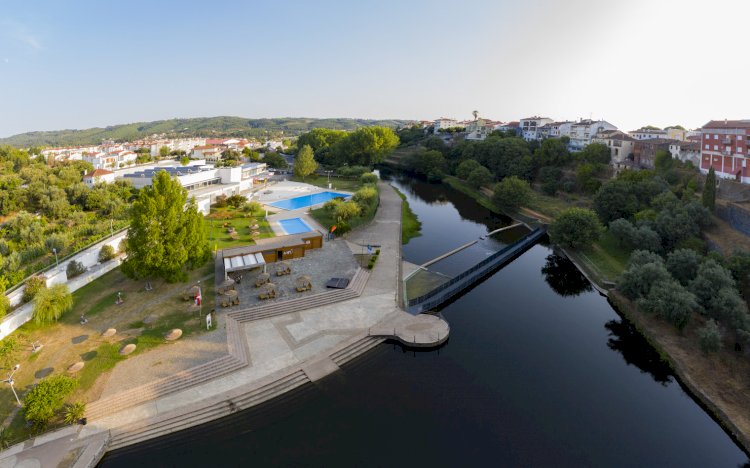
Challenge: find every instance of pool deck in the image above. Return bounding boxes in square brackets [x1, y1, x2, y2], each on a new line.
[0, 181, 449, 466]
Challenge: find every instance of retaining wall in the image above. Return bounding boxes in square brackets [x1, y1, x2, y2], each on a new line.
[716, 202, 750, 237]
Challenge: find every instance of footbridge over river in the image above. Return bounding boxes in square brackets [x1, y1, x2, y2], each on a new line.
[404, 226, 546, 314]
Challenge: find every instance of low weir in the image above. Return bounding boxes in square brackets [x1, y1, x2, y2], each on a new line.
[405, 227, 546, 314]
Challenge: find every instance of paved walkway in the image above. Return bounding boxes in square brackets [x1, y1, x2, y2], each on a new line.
[0, 181, 449, 465]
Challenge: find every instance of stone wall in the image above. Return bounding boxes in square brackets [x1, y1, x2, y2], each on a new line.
[716, 202, 750, 237]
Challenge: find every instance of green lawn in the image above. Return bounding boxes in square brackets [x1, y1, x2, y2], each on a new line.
[393, 187, 422, 244]
[291, 175, 363, 192]
[573, 231, 630, 283]
[205, 206, 274, 250]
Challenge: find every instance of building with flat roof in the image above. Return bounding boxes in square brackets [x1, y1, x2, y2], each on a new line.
[700, 120, 750, 183]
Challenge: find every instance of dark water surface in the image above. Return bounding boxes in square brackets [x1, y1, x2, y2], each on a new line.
[101, 175, 749, 467]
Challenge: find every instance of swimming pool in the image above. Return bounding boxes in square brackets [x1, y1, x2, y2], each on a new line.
[278, 218, 314, 235]
[269, 191, 349, 210]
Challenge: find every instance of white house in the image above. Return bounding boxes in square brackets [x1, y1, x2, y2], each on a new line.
[191, 146, 223, 162]
[519, 116, 554, 141]
[569, 119, 617, 151]
[433, 118, 461, 133]
[83, 169, 115, 187]
[669, 141, 701, 166]
[629, 128, 668, 140]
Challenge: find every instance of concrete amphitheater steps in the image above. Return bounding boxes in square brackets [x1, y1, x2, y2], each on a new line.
[86, 355, 246, 421]
[107, 370, 310, 450]
[330, 336, 384, 367]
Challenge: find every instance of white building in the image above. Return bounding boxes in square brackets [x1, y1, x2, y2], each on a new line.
[519, 117, 554, 141]
[569, 119, 617, 151]
[669, 141, 701, 167]
[433, 118, 461, 133]
[83, 169, 115, 187]
[191, 146, 223, 162]
[629, 128, 668, 140]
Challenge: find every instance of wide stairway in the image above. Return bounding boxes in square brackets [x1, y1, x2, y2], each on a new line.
[86, 268, 370, 422]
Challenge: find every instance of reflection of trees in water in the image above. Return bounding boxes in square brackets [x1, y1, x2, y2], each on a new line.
[383, 170, 511, 230]
[541, 254, 593, 297]
[605, 319, 673, 386]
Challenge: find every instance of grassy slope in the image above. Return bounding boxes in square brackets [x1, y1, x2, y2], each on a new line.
[1, 117, 408, 148]
[443, 176, 628, 284]
[393, 187, 422, 244]
[205, 206, 274, 250]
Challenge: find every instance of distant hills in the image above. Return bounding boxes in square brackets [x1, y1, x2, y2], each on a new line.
[0, 116, 409, 148]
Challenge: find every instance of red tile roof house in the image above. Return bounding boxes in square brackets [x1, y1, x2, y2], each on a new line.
[83, 169, 115, 187]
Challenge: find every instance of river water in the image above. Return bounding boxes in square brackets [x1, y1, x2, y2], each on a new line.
[101, 174, 749, 467]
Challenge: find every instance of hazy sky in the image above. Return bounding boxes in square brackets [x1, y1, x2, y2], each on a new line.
[2, 0, 749, 137]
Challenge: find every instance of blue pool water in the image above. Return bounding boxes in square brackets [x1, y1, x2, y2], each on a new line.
[278, 218, 314, 235]
[269, 191, 349, 210]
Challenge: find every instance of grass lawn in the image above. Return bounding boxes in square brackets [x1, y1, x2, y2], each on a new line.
[393, 187, 422, 244]
[205, 205, 274, 250]
[291, 175, 363, 192]
[0, 261, 216, 443]
[573, 231, 630, 283]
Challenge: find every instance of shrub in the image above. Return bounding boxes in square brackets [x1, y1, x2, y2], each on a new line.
[0, 295, 9, 319]
[98, 244, 116, 263]
[338, 166, 370, 177]
[698, 319, 722, 354]
[360, 173, 378, 185]
[334, 201, 361, 221]
[548, 208, 603, 249]
[32, 284, 73, 325]
[214, 194, 228, 208]
[63, 402, 86, 425]
[24, 375, 77, 425]
[618, 261, 671, 300]
[45, 233, 70, 253]
[23, 276, 47, 303]
[241, 201, 261, 213]
[323, 198, 343, 212]
[226, 194, 247, 208]
[66, 260, 86, 279]
[353, 186, 378, 207]
[455, 159, 482, 180]
[467, 166, 494, 189]
[637, 280, 697, 330]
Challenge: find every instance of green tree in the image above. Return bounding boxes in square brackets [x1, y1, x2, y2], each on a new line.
[467, 166, 493, 188]
[593, 180, 640, 225]
[455, 159, 482, 180]
[332, 126, 399, 166]
[180, 156, 190, 166]
[537, 166, 562, 195]
[548, 207, 603, 249]
[727, 249, 750, 289]
[226, 194, 247, 208]
[690, 259, 736, 312]
[575, 163, 600, 194]
[578, 143, 611, 165]
[702, 166, 716, 211]
[666, 249, 701, 286]
[637, 279, 697, 330]
[654, 150, 674, 173]
[24, 375, 77, 425]
[618, 260, 671, 300]
[294, 145, 318, 180]
[492, 176, 531, 209]
[158, 146, 170, 159]
[0, 294, 9, 319]
[404, 150, 446, 181]
[122, 171, 209, 282]
[534, 138, 570, 166]
[262, 151, 288, 169]
[698, 319, 722, 354]
[98, 244, 116, 263]
[32, 284, 73, 325]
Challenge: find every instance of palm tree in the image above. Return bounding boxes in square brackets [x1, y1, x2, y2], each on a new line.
[472, 110, 479, 121]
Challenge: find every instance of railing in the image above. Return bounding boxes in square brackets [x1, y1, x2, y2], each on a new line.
[407, 227, 545, 308]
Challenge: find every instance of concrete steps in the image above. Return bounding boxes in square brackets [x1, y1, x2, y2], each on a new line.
[86, 268, 371, 424]
[108, 370, 310, 450]
[330, 335, 384, 367]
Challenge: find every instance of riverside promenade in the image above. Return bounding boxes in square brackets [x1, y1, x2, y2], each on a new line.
[0, 181, 449, 467]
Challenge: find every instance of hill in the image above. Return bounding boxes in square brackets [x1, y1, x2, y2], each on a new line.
[0, 116, 408, 147]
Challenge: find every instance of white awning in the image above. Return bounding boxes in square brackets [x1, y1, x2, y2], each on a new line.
[224, 252, 267, 272]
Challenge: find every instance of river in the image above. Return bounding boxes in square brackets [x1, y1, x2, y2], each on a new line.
[100, 174, 749, 467]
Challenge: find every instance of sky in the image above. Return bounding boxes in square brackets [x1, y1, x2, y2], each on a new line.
[2, 0, 750, 137]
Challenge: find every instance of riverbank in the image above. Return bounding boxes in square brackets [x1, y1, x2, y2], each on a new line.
[438, 172, 750, 455]
[610, 292, 750, 454]
[392, 187, 422, 244]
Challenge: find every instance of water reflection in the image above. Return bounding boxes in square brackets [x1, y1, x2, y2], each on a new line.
[541, 253, 593, 297]
[604, 318, 673, 385]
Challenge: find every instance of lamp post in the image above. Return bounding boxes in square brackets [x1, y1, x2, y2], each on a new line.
[3, 364, 21, 406]
[52, 248, 59, 268]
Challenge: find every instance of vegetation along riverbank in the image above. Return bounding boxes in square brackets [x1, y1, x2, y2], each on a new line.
[383, 124, 750, 453]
